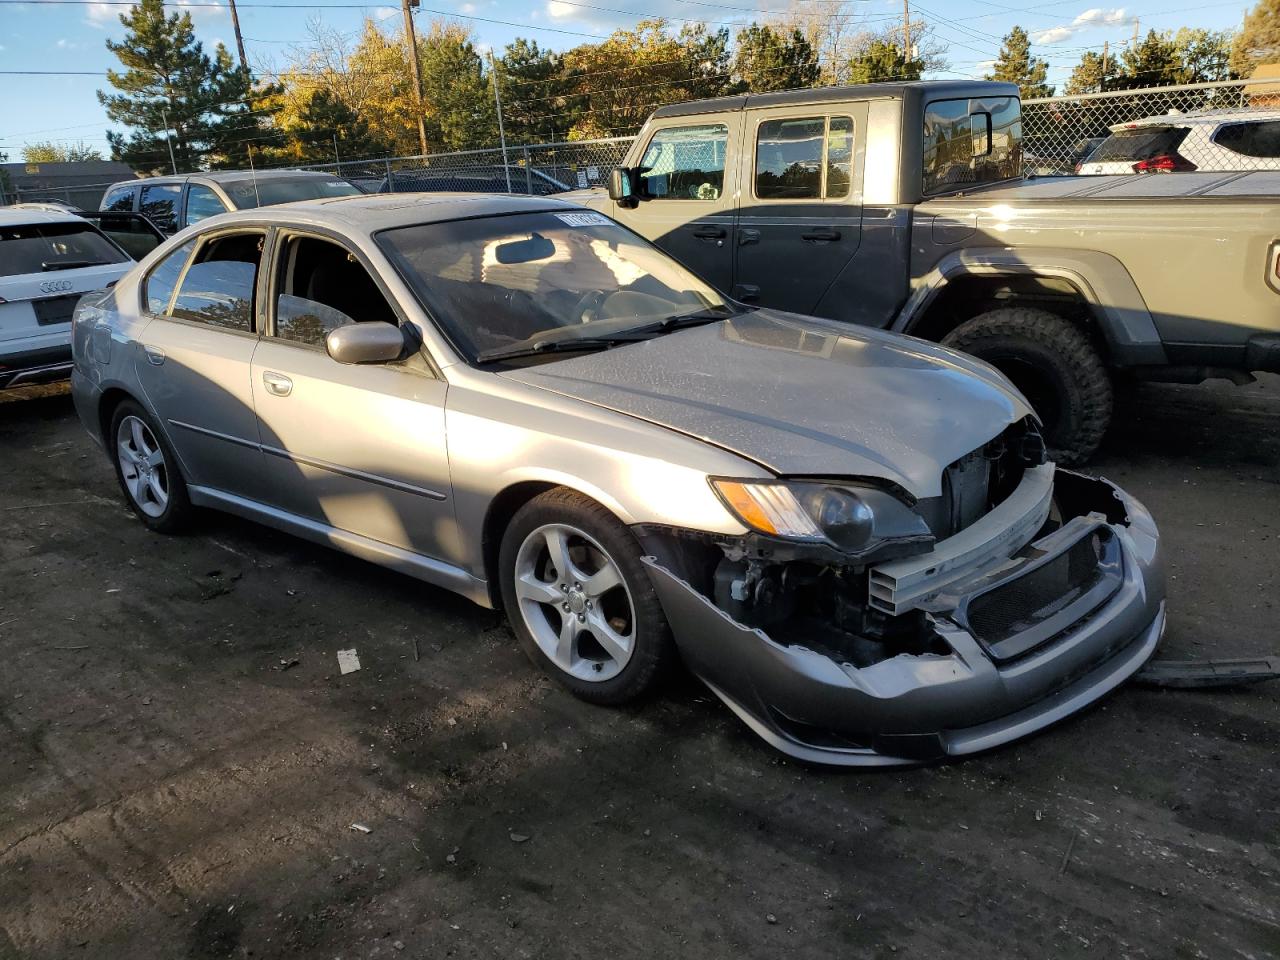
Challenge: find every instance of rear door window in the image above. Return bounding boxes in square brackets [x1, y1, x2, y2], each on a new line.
[185, 184, 228, 226]
[102, 186, 135, 212]
[638, 124, 729, 200]
[169, 232, 263, 332]
[754, 115, 854, 200]
[1213, 120, 1280, 158]
[139, 183, 182, 233]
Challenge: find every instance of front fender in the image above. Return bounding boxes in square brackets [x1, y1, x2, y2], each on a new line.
[898, 247, 1168, 367]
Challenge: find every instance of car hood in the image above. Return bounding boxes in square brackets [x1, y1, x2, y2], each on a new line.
[500, 310, 1033, 499]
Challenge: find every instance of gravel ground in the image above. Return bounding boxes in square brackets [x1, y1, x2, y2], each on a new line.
[0, 376, 1277, 960]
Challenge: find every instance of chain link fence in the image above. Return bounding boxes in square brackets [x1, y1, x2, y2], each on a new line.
[1021, 76, 1280, 174]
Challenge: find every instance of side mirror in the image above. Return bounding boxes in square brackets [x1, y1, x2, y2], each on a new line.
[608, 167, 641, 207]
[326, 323, 407, 365]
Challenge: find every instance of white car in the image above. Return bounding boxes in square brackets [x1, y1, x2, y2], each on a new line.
[0, 209, 138, 389]
[1077, 110, 1280, 174]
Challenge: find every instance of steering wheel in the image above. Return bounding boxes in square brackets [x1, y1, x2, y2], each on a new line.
[572, 290, 609, 323]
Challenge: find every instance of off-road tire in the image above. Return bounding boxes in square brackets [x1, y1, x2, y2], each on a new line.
[942, 307, 1112, 465]
[499, 487, 675, 705]
[108, 399, 195, 534]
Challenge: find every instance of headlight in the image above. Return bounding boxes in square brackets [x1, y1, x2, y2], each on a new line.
[710, 478, 932, 556]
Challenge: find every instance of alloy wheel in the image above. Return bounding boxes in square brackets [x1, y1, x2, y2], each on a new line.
[513, 522, 636, 682]
[116, 415, 169, 519]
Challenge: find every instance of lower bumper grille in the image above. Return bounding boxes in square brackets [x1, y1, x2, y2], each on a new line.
[964, 528, 1122, 662]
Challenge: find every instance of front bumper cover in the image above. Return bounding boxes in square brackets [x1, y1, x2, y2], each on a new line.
[644, 472, 1166, 767]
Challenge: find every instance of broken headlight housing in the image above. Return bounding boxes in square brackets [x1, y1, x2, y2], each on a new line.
[710, 479, 933, 557]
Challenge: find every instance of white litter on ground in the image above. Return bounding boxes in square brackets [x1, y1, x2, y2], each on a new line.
[337, 649, 361, 675]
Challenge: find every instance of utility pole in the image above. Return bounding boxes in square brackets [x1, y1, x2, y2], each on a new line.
[489, 52, 512, 194]
[901, 0, 911, 58]
[333, 132, 340, 166]
[159, 104, 178, 175]
[1100, 40, 1109, 92]
[1130, 18, 1139, 46]
[227, 0, 248, 71]
[401, 0, 429, 156]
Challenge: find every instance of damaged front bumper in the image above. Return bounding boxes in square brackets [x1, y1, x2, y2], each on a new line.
[643, 469, 1166, 767]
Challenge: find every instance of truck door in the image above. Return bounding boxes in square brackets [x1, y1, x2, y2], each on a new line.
[733, 104, 867, 313]
[617, 116, 741, 294]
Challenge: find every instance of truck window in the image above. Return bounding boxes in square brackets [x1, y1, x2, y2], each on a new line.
[102, 186, 135, 212]
[140, 183, 182, 233]
[637, 124, 728, 200]
[185, 184, 228, 225]
[755, 116, 854, 200]
[923, 97, 1022, 195]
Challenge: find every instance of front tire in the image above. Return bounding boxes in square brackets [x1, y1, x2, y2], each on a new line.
[109, 400, 193, 533]
[498, 488, 675, 705]
[942, 307, 1112, 465]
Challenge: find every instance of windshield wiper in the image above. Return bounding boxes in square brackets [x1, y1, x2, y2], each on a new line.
[631, 307, 746, 336]
[42, 259, 107, 272]
[476, 335, 646, 364]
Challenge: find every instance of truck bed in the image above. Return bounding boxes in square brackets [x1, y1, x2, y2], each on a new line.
[933, 170, 1280, 201]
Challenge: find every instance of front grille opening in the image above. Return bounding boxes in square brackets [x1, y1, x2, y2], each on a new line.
[967, 530, 1112, 653]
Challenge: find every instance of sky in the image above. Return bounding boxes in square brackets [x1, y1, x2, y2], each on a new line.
[0, 0, 1258, 159]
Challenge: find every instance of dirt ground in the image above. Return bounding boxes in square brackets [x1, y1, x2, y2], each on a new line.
[1, 376, 1277, 960]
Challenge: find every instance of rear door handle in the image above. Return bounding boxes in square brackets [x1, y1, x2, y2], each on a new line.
[262, 371, 293, 397]
[801, 227, 841, 243]
[142, 345, 165, 366]
[691, 225, 727, 241]
[738, 229, 761, 246]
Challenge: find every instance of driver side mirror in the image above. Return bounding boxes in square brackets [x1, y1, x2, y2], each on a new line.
[326, 323, 408, 365]
[608, 167, 644, 208]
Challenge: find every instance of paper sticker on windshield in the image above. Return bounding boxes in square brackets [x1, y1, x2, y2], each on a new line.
[555, 212, 611, 227]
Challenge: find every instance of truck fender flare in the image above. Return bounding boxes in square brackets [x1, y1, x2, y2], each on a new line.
[895, 247, 1168, 367]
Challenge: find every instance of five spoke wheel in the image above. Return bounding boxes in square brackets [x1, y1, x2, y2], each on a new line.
[116, 414, 169, 518]
[513, 523, 635, 682]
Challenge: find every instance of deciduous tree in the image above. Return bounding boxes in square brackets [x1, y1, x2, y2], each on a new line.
[1231, 0, 1280, 76]
[21, 141, 104, 162]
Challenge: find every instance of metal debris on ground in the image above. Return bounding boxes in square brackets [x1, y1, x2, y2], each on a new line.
[509, 832, 530, 843]
[349, 823, 371, 834]
[337, 649, 361, 675]
[1133, 658, 1280, 689]
[275, 657, 300, 671]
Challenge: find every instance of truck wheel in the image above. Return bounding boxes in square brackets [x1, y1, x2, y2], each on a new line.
[942, 307, 1112, 466]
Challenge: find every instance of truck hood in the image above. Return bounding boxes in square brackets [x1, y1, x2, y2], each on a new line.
[500, 310, 1033, 499]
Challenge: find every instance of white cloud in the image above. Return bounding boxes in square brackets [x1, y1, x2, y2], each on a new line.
[85, 1, 118, 28]
[1032, 8, 1131, 45]
[372, 6, 398, 20]
[546, 0, 574, 17]
[459, 1, 476, 11]
[86, 0, 226, 28]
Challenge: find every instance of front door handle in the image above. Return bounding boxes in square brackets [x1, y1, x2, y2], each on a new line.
[142, 345, 165, 366]
[262, 371, 293, 397]
[801, 227, 842, 243]
[691, 225, 727, 241]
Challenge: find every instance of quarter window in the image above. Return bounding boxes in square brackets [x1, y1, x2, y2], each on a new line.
[185, 184, 228, 226]
[169, 232, 262, 332]
[139, 183, 182, 233]
[754, 115, 855, 200]
[922, 97, 1022, 195]
[143, 240, 196, 314]
[102, 186, 134, 212]
[1213, 120, 1280, 158]
[271, 235, 397, 348]
[638, 124, 728, 200]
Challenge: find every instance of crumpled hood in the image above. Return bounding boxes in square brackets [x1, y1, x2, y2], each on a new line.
[501, 310, 1033, 498]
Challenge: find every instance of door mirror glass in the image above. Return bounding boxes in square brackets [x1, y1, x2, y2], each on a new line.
[608, 168, 635, 203]
[326, 322, 407, 364]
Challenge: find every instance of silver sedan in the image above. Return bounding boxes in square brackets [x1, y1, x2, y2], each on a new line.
[70, 193, 1166, 766]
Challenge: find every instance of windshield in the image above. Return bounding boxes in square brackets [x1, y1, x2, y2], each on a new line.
[221, 177, 361, 209]
[377, 210, 733, 362]
[0, 222, 128, 277]
[1087, 126, 1190, 164]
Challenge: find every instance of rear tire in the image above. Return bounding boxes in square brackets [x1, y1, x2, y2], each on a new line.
[109, 399, 194, 533]
[942, 307, 1112, 465]
[498, 487, 675, 705]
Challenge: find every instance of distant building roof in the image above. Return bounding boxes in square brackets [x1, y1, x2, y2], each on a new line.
[1, 160, 137, 191]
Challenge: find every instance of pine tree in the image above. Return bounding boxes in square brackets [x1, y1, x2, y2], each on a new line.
[734, 24, 821, 93]
[1114, 29, 1187, 88]
[96, 0, 274, 171]
[1064, 51, 1114, 94]
[986, 26, 1053, 98]
[1231, 0, 1280, 76]
[417, 21, 497, 152]
[497, 39, 572, 144]
[847, 39, 923, 84]
[293, 90, 386, 162]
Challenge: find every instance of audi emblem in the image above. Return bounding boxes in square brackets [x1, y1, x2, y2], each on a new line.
[39, 279, 74, 294]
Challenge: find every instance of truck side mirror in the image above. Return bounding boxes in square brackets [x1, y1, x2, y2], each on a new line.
[609, 168, 641, 208]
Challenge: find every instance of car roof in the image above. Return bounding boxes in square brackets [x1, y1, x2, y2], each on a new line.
[0, 207, 88, 227]
[1110, 109, 1280, 131]
[650, 80, 1019, 119]
[106, 169, 350, 189]
[184, 191, 584, 232]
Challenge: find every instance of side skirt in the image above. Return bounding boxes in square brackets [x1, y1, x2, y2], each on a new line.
[188, 485, 493, 609]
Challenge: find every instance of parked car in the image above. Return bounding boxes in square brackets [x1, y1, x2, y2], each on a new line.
[0, 208, 156, 389]
[99, 170, 362, 235]
[569, 81, 1280, 464]
[70, 193, 1166, 766]
[1077, 110, 1280, 175]
[378, 164, 572, 196]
